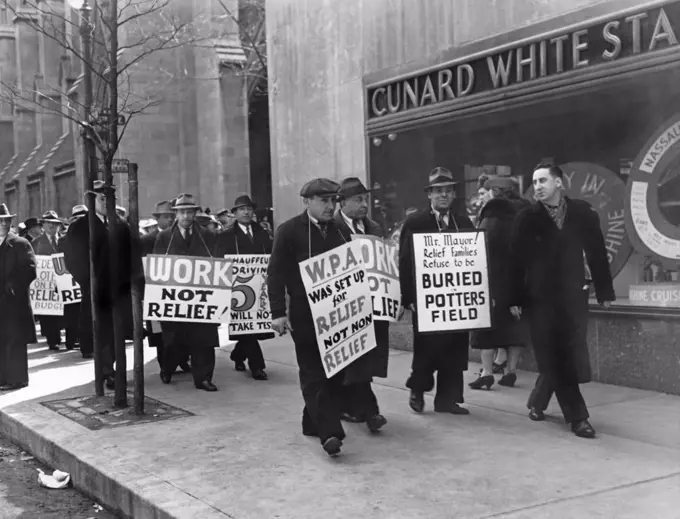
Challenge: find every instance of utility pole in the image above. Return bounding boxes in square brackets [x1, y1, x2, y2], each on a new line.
[79, 0, 104, 397]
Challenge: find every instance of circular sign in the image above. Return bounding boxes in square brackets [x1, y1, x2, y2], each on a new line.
[525, 162, 633, 277]
[626, 114, 680, 263]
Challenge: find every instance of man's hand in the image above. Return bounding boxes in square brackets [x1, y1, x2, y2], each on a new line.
[272, 316, 293, 336]
[510, 306, 522, 319]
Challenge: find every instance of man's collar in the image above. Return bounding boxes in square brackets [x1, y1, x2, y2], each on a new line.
[340, 210, 354, 226]
[431, 205, 450, 217]
[306, 211, 319, 225]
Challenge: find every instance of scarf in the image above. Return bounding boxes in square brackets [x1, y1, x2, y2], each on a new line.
[542, 194, 567, 230]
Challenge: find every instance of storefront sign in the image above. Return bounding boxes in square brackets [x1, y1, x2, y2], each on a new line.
[299, 242, 377, 379]
[351, 235, 401, 322]
[368, 3, 680, 119]
[629, 283, 680, 308]
[30, 255, 63, 316]
[51, 253, 82, 304]
[142, 254, 233, 323]
[626, 113, 680, 260]
[224, 254, 274, 337]
[525, 162, 633, 277]
[411, 231, 491, 333]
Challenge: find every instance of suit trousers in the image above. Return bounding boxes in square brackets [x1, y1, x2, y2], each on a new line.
[63, 303, 80, 349]
[340, 382, 379, 419]
[406, 339, 466, 406]
[163, 342, 215, 385]
[527, 373, 589, 423]
[39, 315, 62, 347]
[230, 338, 266, 371]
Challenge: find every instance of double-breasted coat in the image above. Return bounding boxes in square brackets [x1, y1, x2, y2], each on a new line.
[470, 197, 531, 349]
[0, 233, 37, 386]
[214, 221, 274, 342]
[509, 197, 615, 385]
[153, 223, 220, 349]
[333, 211, 390, 382]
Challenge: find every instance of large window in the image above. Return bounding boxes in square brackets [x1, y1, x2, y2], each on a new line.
[54, 169, 77, 219]
[368, 65, 680, 309]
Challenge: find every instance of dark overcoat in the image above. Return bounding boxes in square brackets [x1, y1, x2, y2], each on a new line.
[31, 233, 61, 256]
[266, 212, 346, 378]
[334, 211, 390, 381]
[508, 197, 615, 385]
[0, 233, 37, 385]
[153, 223, 220, 349]
[214, 221, 274, 341]
[64, 213, 142, 340]
[470, 197, 531, 349]
[399, 208, 475, 373]
[140, 229, 159, 257]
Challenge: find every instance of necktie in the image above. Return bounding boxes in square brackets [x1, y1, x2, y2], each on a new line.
[437, 213, 446, 230]
[353, 220, 364, 234]
[318, 222, 328, 238]
[51, 237, 57, 250]
[246, 226, 253, 243]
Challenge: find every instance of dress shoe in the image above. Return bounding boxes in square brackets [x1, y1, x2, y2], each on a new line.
[160, 371, 172, 384]
[234, 361, 246, 372]
[195, 380, 218, 392]
[0, 383, 28, 391]
[528, 408, 545, 421]
[48, 344, 60, 351]
[366, 414, 387, 433]
[571, 419, 596, 439]
[322, 436, 342, 457]
[469, 374, 494, 390]
[434, 403, 470, 415]
[251, 369, 268, 381]
[340, 411, 364, 423]
[105, 377, 115, 390]
[179, 361, 192, 373]
[498, 372, 517, 387]
[409, 391, 425, 413]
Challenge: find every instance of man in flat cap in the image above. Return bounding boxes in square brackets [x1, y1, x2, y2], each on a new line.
[399, 167, 475, 415]
[65, 181, 143, 384]
[32, 210, 66, 351]
[153, 194, 219, 391]
[215, 195, 272, 380]
[267, 178, 350, 457]
[0, 202, 36, 390]
[334, 177, 389, 433]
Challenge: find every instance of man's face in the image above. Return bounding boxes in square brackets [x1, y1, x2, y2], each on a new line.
[428, 185, 455, 212]
[28, 226, 42, 238]
[157, 214, 174, 230]
[533, 168, 562, 202]
[235, 205, 253, 225]
[477, 187, 491, 206]
[94, 193, 107, 216]
[42, 222, 59, 236]
[176, 208, 196, 229]
[0, 218, 11, 237]
[305, 195, 336, 222]
[341, 193, 369, 220]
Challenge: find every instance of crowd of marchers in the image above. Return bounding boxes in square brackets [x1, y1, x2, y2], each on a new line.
[0, 159, 614, 458]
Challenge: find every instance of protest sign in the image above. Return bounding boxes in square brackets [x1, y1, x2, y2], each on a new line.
[412, 231, 491, 333]
[30, 255, 63, 316]
[299, 241, 376, 378]
[351, 235, 400, 322]
[142, 254, 233, 324]
[51, 253, 82, 304]
[224, 254, 274, 337]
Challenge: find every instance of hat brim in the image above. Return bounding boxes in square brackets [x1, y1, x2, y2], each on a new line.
[40, 218, 62, 224]
[424, 181, 457, 191]
[337, 187, 372, 199]
[172, 204, 201, 211]
[0, 214, 15, 219]
[231, 202, 256, 212]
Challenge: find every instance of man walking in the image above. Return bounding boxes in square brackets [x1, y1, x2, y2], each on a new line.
[214, 195, 272, 381]
[0, 203, 37, 390]
[267, 179, 349, 457]
[153, 194, 219, 391]
[509, 161, 614, 439]
[334, 177, 388, 433]
[399, 167, 474, 415]
[32, 210, 65, 351]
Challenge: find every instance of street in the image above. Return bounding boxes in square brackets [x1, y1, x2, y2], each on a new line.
[0, 434, 116, 519]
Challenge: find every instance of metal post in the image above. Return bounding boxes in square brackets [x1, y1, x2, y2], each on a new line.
[80, 0, 103, 397]
[128, 163, 144, 415]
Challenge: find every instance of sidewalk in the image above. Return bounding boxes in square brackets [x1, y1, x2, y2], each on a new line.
[1, 331, 679, 519]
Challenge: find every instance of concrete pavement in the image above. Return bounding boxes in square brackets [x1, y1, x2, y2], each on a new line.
[0, 330, 679, 519]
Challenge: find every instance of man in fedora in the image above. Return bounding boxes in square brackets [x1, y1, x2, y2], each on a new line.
[32, 210, 66, 351]
[268, 178, 352, 457]
[23, 217, 42, 242]
[216, 208, 235, 231]
[140, 199, 190, 374]
[334, 177, 389, 433]
[399, 167, 475, 415]
[153, 193, 219, 391]
[215, 194, 273, 381]
[0, 203, 37, 390]
[65, 181, 143, 384]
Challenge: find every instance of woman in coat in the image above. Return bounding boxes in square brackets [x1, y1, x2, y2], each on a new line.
[469, 177, 530, 390]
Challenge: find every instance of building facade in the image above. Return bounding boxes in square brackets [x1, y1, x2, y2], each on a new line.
[267, 0, 680, 394]
[0, 0, 265, 221]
